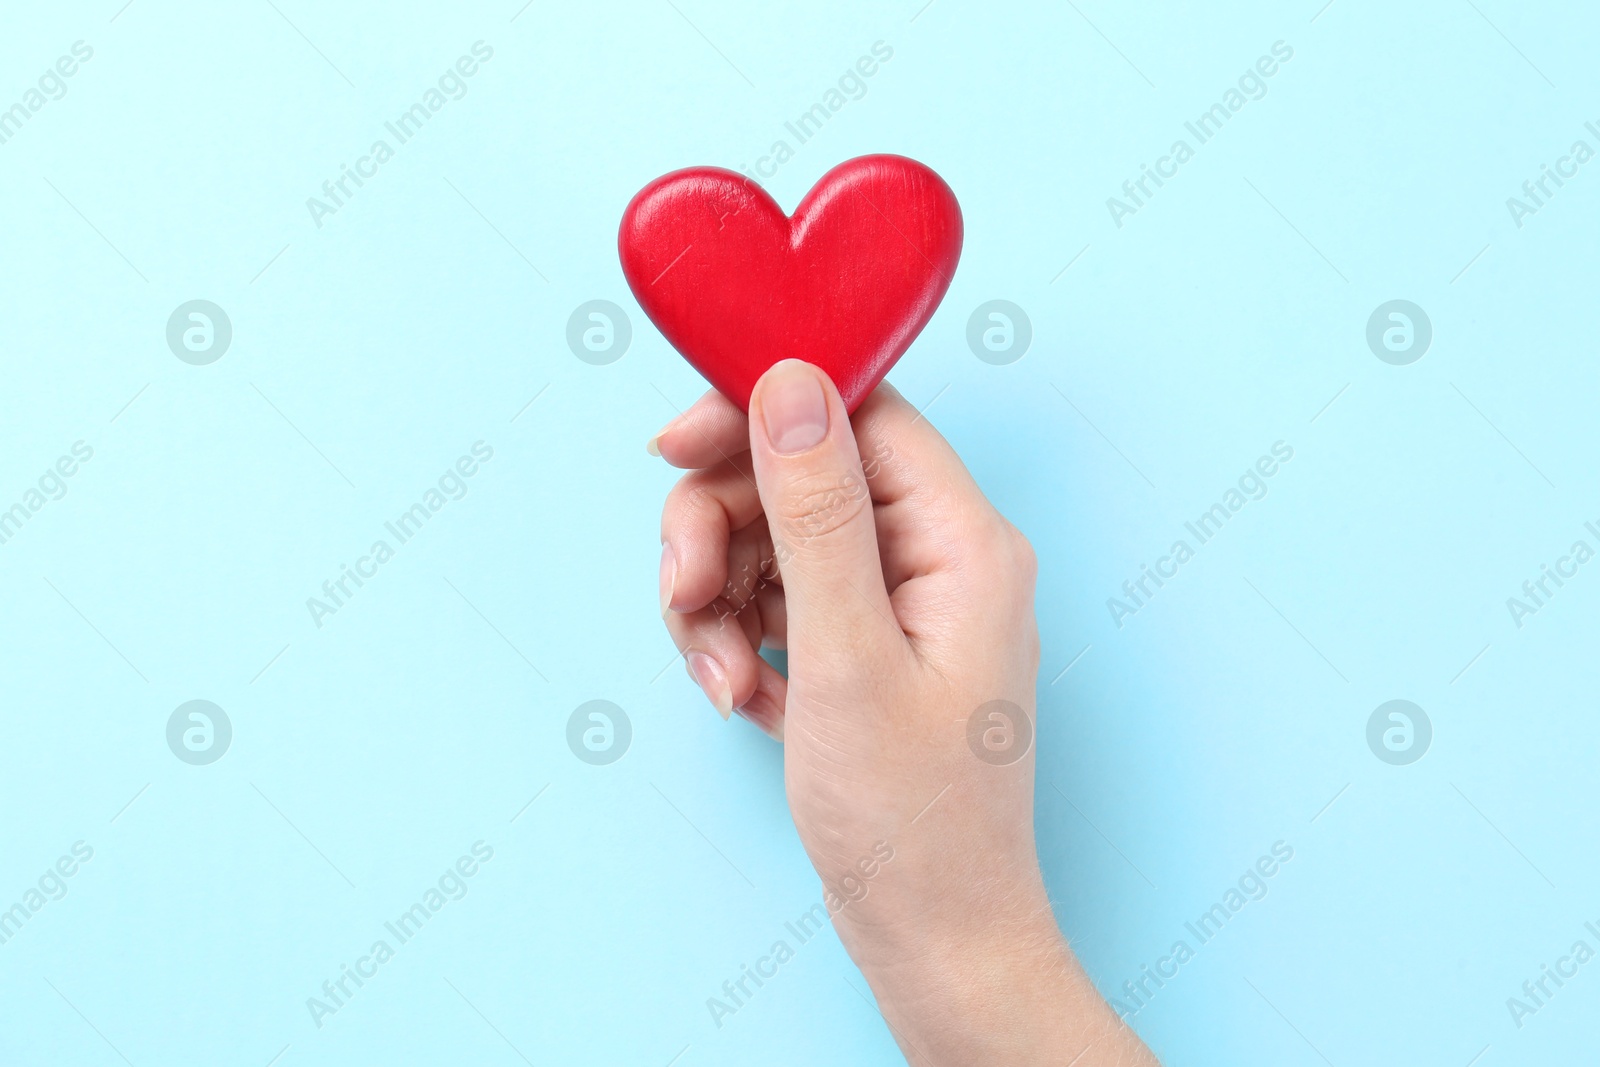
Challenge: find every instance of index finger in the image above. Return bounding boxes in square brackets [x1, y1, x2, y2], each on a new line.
[648, 388, 750, 469]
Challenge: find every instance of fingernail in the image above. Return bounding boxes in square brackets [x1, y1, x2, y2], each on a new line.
[759, 361, 828, 455]
[658, 542, 676, 615]
[686, 652, 732, 719]
[734, 706, 784, 742]
[646, 416, 678, 457]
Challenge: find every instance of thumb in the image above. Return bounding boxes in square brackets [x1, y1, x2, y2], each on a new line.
[747, 360, 899, 656]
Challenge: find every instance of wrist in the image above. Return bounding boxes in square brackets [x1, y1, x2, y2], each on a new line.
[848, 893, 1151, 1066]
[866, 909, 1067, 1053]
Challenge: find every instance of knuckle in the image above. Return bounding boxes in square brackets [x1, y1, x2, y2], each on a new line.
[856, 429, 898, 483]
[673, 479, 716, 520]
[968, 518, 1037, 593]
[720, 561, 768, 615]
[1022, 624, 1042, 672]
[1008, 526, 1038, 583]
[661, 478, 696, 523]
[773, 471, 870, 544]
[664, 478, 730, 544]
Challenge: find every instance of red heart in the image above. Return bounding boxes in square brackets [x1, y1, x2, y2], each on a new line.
[617, 154, 962, 413]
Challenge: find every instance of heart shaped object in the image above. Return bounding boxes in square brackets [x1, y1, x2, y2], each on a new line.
[618, 154, 962, 413]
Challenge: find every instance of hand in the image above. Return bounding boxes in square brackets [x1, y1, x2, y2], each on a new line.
[653, 360, 1157, 1066]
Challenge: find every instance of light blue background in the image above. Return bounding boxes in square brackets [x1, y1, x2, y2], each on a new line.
[2, 1, 1597, 1064]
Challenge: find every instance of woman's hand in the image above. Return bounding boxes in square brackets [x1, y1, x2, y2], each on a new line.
[653, 359, 1157, 1066]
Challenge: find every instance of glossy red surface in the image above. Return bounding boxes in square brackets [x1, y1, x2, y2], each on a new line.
[618, 154, 963, 413]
